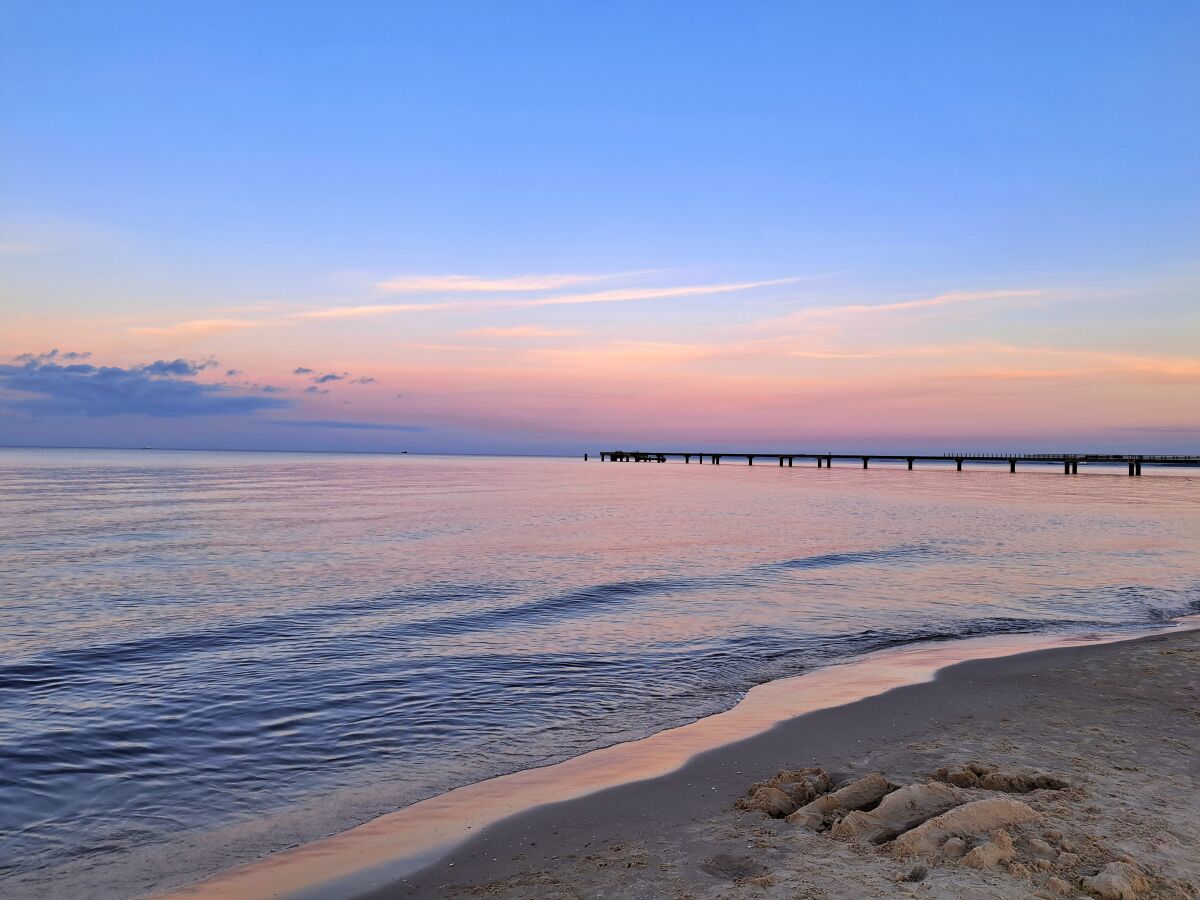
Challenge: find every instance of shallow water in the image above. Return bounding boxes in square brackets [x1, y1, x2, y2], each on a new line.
[1, 449, 1197, 896]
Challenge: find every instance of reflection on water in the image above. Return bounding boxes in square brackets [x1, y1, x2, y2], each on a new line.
[0, 449, 1197, 897]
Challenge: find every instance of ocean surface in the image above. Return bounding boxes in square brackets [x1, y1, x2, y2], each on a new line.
[1, 448, 1198, 897]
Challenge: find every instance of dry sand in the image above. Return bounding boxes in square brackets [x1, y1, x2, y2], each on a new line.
[367, 629, 1200, 900]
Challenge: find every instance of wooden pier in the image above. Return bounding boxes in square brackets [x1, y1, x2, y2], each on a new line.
[594, 451, 1200, 476]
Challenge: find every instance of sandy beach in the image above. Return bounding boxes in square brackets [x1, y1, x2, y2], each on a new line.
[152, 625, 1200, 900]
[361, 627, 1199, 900]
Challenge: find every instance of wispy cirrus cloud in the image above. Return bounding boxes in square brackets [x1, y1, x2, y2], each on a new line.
[835, 289, 1044, 316]
[788, 350, 881, 359]
[461, 325, 583, 338]
[131, 318, 259, 338]
[294, 303, 443, 319]
[295, 277, 803, 320]
[926, 346, 1200, 384]
[397, 343, 509, 352]
[374, 273, 625, 293]
[760, 289, 1045, 329]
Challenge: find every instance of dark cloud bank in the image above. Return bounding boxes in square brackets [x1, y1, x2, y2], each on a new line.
[0, 354, 292, 418]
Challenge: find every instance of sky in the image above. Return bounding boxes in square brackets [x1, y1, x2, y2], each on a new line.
[2, 1, 1198, 454]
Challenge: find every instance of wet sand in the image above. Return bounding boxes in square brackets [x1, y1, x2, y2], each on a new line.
[359, 627, 1199, 900]
[156, 624, 1199, 900]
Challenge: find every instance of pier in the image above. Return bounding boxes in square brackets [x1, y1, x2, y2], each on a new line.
[594, 451, 1200, 476]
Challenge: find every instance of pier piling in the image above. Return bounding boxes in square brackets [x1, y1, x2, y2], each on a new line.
[598, 450, 1193, 477]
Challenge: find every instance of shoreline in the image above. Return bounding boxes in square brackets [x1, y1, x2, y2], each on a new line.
[154, 619, 1198, 900]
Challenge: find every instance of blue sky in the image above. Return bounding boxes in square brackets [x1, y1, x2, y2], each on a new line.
[2, 1, 1198, 453]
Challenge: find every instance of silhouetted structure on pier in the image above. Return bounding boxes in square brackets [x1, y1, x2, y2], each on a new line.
[593, 451, 1200, 476]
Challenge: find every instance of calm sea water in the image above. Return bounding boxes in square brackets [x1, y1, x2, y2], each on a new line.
[1, 448, 1198, 896]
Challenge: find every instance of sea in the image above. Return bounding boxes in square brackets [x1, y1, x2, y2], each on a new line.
[1, 448, 1197, 897]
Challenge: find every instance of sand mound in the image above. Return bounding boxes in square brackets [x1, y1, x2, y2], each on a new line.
[1081, 862, 1150, 899]
[732, 759, 1187, 899]
[934, 762, 1069, 792]
[786, 772, 898, 829]
[890, 797, 1040, 858]
[830, 781, 966, 844]
[735, 766, 831, 817]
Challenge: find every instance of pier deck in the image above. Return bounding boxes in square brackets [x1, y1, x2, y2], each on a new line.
[594, 451, 1200, 475]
